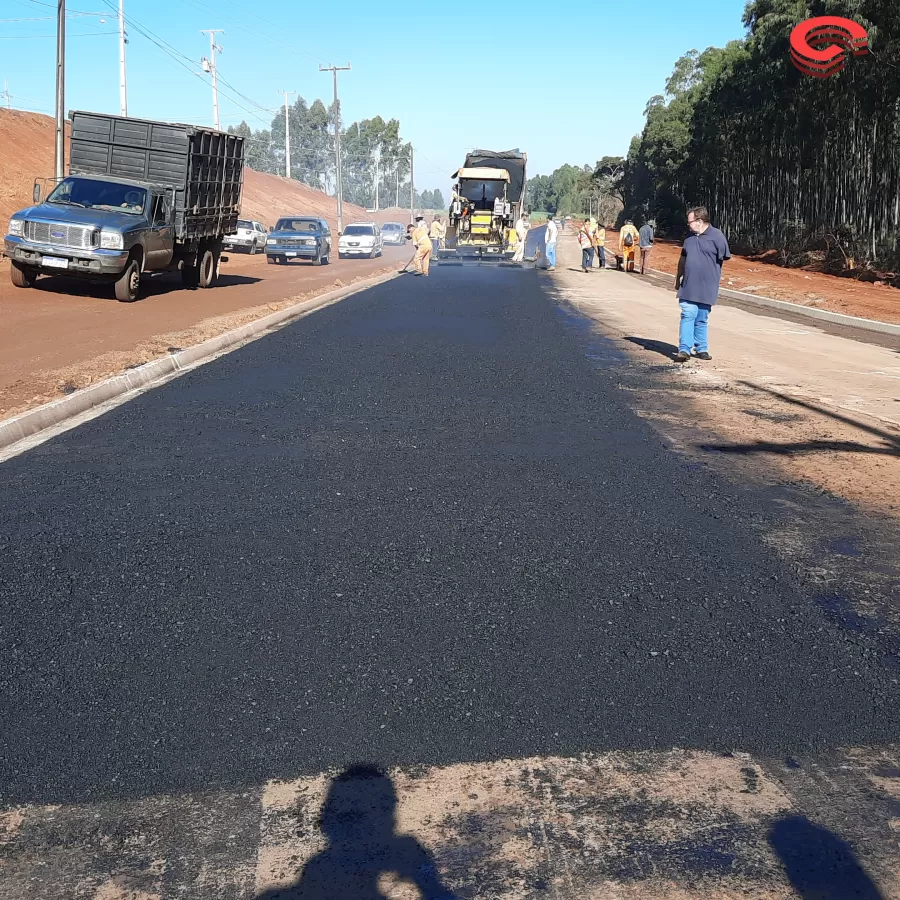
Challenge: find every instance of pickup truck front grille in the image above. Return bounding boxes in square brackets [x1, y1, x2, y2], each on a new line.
[25, 221, 97, 249]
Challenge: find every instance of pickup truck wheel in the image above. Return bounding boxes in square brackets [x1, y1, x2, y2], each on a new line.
[249, 243, 257, 255]
[312, 252, 323, 266]
[198, 248, 216, 288]
[322, 254, 329, 265]
[10, 261, 36, 288]
[115, 258, 141, 302]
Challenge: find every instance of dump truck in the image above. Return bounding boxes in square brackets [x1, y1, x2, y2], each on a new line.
[4, 111, 245, 301]
[445, 148, 527, 258]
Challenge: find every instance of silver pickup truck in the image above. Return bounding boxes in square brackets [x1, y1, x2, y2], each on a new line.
[4, 111, 245, 302]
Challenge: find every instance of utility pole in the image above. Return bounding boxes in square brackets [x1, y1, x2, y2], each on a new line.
[277, 90, 294, 179]
[2, 80, 10, 110]
[55, 0, 65, 179]
[373, 150, 379, 212]
[118, 0, 127, 116]
[200, 30, 224, 130]
[320, 63, 351, 232]
[409, 145, 415, 225]
[396, 161, 400, 209]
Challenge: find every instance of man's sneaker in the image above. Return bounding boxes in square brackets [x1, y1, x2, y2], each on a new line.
[696, 351, 712, 360]
[674, 351, 691, 363]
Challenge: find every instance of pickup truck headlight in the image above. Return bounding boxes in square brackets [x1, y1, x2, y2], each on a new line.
[100, 230, 123, 250]
[8, 218, 24, 236]
[266, 238, 276, 245]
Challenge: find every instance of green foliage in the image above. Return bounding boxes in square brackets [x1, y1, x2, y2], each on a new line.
[619, 0, 900, 267]
[228, 97, 413, 210]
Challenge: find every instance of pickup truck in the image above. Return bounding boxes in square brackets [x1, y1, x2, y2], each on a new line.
[265, 216, 332, 265]
[4, 111, 245, 302]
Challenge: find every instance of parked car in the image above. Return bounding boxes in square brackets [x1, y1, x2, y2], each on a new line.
[337, 222, 383, 259]
[266, 216, 332, 265]
[380, 222, 406, 245]
[224, 219, 267, 254]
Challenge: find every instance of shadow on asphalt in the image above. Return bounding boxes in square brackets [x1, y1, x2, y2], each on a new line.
[31, 272, 263, 301]
[769, 816, 885, 899]
[253, 764, 457, 900]
[698, 382, 900, 459]
[623, 336, 680, 359]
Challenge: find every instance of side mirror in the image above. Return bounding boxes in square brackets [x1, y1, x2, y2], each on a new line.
[33, 182, 41, 204]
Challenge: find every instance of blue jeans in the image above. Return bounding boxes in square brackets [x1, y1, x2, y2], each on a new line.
[596, 246, 606, 268]
[679, 301, 711, 353]
[581, 247, 594, 269]
[545, 242, 556, 267]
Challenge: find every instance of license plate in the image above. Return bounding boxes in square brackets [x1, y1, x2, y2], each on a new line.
[42, 256, 69, 269]
[285, 252, 297, 257]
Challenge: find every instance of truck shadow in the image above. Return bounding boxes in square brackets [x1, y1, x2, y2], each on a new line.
[31, 272, 263, 300]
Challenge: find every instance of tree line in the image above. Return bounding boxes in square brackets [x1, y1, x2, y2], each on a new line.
[528, 0, 899, 272]
[228, 97, 444, 210]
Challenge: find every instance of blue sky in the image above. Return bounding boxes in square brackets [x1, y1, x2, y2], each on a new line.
[1, 0, 749, 195]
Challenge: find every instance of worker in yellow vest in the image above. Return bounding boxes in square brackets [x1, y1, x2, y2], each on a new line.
[412, 216, 433, 276]
[619, 219, 640, 272]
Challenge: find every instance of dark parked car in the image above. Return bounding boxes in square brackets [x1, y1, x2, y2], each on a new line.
[266, 216, 332, 265]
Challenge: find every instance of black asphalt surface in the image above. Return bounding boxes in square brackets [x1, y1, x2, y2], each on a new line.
[1, 266, 898, 807]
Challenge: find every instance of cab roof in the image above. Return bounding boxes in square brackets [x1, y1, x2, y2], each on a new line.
[452, 167, 511, 182]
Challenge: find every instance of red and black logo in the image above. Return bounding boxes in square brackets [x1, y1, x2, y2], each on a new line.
[790, 17, 869, 78]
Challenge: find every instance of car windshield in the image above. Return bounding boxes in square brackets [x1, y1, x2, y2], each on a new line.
[381, 223, 402, 232]
[343, 225, 374, 236]
[46, 177, 148, 215]
[275, 218, 319, 232]
[237, 220, 252, 229]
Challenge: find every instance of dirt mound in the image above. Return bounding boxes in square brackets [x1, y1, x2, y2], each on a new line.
[240, 169, 366, 231]
[0, 107, 365, 233]
[0, 109, 64, 227]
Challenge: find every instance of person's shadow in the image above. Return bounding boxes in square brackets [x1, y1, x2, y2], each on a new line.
[254, 764, 458, 900]
[769, 815, 885, 900]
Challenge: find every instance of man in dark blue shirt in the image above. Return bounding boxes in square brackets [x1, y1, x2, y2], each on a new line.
[673, 206, 731, 362]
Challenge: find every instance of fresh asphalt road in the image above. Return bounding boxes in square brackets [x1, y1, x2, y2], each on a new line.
[1, 265, 898, 808]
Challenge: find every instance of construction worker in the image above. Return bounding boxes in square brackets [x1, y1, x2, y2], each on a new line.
[619, 219, 640, 271]
[512, 213, 529, 262]
[639, 219, 655, 274]
[429, 215, 445, 253]
[594, 223, 607, 268]
[412, 215, 432, 276]
[578, 219, 595, 272]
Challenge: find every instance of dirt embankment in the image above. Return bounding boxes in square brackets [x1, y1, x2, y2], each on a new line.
[0, 108, 367, 232]
[596, 228, 900, 325]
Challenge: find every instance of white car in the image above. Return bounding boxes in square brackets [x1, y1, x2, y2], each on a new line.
[380, 222, 406, 245]
[224, 219, 267, 254]
[338, 222, 383, 259]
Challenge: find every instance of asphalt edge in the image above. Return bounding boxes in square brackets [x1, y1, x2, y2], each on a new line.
[647, 267, 900, 336]
[0, 268, 401, 454]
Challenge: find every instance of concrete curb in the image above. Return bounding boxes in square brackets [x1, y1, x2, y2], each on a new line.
[647, 268, 900, 336]
[0, 268, 400, 453]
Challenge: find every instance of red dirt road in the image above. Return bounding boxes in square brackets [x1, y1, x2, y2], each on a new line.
[0, 245, 412, 418]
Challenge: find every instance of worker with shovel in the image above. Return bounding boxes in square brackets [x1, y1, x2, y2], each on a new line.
[411, 216, 433, 277]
